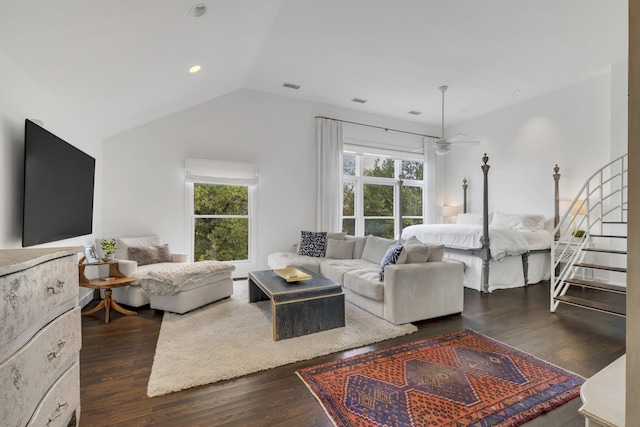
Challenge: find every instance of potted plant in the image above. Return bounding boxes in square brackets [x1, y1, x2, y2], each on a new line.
[571, 229, 586, 242]
[100, 239, 117, 261]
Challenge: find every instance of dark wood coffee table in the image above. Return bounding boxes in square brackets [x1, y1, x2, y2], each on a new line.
[248, 268, 345, 341]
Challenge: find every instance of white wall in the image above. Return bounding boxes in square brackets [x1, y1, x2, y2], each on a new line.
[442, 72, 614, 218]
[0, 50, 104, 305]
[102, 88, 439, 275]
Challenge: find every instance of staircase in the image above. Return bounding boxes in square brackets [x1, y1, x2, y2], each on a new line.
[551, 154, 628, 316]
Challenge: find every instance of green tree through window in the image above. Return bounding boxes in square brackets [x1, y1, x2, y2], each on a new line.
[193, 183, 249, 261]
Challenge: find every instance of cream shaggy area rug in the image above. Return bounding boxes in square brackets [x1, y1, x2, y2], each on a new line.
[147, 280, 417, 397]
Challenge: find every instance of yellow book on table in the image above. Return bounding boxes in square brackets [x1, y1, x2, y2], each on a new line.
[273, 268, 312, 282]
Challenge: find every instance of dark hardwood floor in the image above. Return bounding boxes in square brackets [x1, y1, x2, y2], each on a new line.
[79, 281, 625, 427]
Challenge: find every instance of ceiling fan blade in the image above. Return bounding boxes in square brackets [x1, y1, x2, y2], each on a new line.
[444, 133, 467, 143]
[450, 140, 480, 145]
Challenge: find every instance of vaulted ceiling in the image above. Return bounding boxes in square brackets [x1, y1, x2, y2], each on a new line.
[0, 0, 627, 139]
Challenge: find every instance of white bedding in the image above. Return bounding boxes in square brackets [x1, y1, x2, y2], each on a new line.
[400, 223, 552, 292]
[401, 224, 539, 261]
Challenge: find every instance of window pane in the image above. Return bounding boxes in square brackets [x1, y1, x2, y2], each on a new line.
[363, 156, 394, 178]
[402, 218, 423, 228]
[343, 181, 355, 216]
[364, 184, 393, 216]
[194, 184, 248, 215]
[365, 219, 394, 239]
[342, 218, 355, 235]
[343, 153, 356, 176]
[402, 186, 423, 217]
[401, 160, 423, 180]
[194, 218, 248, 261]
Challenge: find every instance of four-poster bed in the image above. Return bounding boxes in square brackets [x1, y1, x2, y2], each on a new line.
[401, 154, 558, 293]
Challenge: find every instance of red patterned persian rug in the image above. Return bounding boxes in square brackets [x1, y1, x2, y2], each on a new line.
[296, 329, 584, 427]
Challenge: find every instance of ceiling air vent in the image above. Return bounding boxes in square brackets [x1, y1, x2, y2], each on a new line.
[408, 110, 422, 115]
[283, 83, 300, 90]
[352, 98, 368, 104]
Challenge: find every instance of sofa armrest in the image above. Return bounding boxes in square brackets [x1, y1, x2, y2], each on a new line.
[171, 253, 188, 263]
[117, 259, 138, 277]
[383, 261, 464, 324]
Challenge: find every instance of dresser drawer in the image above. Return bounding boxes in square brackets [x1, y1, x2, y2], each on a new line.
[0, 255, 78, 362]
[27, 361, 80, 427]
[0, 307, 81, 427]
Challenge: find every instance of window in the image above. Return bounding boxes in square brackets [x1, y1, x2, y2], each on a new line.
[193, 183, 249, 262]
[343, 153, 424, 238]
[185, 159, 258, 272]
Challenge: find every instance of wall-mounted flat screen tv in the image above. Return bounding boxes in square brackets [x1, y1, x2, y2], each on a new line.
[22, 119, 96, 247]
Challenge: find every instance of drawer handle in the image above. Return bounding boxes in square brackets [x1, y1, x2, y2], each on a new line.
[47, 279, 65, 294]
[47, 401, 69, 426]
[48, 339, 66, 360]
[12, 367, 21, 390]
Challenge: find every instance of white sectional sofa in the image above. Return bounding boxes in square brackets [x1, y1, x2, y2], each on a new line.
[268, 234, 464, 325]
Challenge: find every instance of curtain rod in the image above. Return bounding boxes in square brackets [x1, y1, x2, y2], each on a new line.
[315, 116, 439, 139]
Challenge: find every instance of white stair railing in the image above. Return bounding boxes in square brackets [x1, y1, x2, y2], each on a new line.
[550, 154, 628, 312]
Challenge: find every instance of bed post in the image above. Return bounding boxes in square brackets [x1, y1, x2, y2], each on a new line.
[462, 177, 468, 213]
[553, 164, 560, 240]
[480, 154, 491, 293]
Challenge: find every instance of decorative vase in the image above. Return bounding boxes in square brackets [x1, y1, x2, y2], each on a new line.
[103, 253, 115, 261]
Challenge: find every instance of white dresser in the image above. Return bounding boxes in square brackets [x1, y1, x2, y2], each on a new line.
[0, 247, 82, 427]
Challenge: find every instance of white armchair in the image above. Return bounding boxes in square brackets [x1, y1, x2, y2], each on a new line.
[94, 234, 235, 314]
[95, 235, 188, 307]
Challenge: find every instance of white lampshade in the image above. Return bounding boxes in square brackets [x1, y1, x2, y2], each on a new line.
[441, 205, 460, 217]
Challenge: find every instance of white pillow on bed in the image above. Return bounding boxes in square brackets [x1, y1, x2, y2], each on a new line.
[490, 211, 545, 231]
[456, 212, 493, 225]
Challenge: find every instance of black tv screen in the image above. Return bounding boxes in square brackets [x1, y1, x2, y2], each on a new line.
[22, 119, 96, 247]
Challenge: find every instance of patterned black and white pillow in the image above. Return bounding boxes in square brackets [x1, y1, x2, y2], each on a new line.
[379, 241, 404, 281]
[298, 231, 327, 257]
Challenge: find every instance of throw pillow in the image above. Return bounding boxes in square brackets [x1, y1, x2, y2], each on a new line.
[427, 244, 445, 262]
[325, 238, 355, 259]
[403, 236, 431, 263]
[298, 231, 327, 257]
[345, 235, 368, 259]
[361, 235, 396, 264]
[379, 241, 404, 281]
[128, 244, 172, 266]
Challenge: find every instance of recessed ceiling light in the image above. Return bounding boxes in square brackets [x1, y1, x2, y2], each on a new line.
[283, 82, 300, 90]
[189, 65, 202, 74]
[189, 4, 207, 18]
[514, 90, 521, 94]
[408, 110, 422, 115]
[352, 98, 367, 104]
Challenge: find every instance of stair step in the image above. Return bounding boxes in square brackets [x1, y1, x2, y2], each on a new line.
[574, 263, 627, 273]
[555, 295, 626, 317]
[583, 248, 627, 255]
[602, 221, 627, 224]
[590, 234, 627, 239]
[563, 278, 627, 294]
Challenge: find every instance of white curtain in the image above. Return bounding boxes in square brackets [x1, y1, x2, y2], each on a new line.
[316, 118, 343, 232]
[424, 137, 443, 224]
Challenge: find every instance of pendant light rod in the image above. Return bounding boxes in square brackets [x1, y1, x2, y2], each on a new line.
[439, 85, 448, 139]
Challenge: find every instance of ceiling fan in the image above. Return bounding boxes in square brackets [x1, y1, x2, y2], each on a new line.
[433, 85, 479, 156]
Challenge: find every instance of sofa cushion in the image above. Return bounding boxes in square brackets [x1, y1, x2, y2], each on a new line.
[326, 232, 347, 241]
[343, 269, 384, 302]
[320, 259, 376, 283]
[428, 244, 445, 262]
[379, 241, 404, 281]
[128, 244, 172, 266]
[325, 238, 355, 259]
[298, 231, 327, 257]
[361, 235, 395, 264]
[403, 236, 430, 263]
[345, 235, 368, 259]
